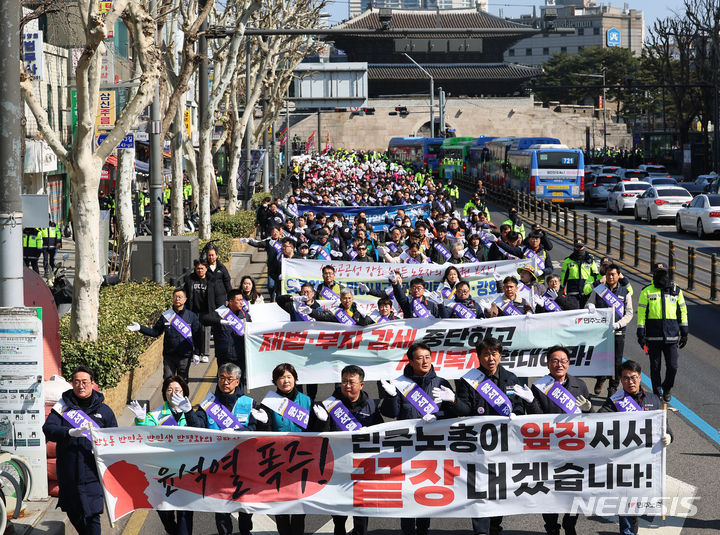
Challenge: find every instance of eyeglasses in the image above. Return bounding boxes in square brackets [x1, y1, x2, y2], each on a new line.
[341, 380, 361, 386]
[165, 388, 184, 395]
[549, 359, 569, 366]
[73, 380, 91, 387]
[218, 376, 239, 383]
[620, 375, 641, 382]
[413, 355, 432, 362]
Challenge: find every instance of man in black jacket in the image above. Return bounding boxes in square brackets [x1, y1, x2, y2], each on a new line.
[127, 288, 202, 381]
[392, 275, 443, 319]
[448, 338, 524, 535]
[524, 346, 593, 535]
[441, 281, 485, 319]
[184, 259, 226, 361]
[42, 366, 118, 535]
[206, 245, 232, 301]
[206, 289, 252, 382]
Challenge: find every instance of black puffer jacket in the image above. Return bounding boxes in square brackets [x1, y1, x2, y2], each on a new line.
[381, 364, 454, 420]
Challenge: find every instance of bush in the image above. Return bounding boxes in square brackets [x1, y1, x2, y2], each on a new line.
[210, 210, 255, 237]
[199, 231, 233, 264]
[60, 282, 174, 389]
[251, 190, 272, 208]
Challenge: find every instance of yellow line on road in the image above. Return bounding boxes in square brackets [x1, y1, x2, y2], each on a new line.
[120, 510, 149, 535]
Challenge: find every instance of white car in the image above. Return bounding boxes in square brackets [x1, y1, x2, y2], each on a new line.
[639, 164, 670, 177]
[606, 181, 651, 213]
[646, 176, 678, 187]
[634, 186, 693, 223]
[675, 193, 720, 238]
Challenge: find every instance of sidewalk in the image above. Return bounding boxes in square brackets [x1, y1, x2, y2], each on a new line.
[18, 246, 265, 535]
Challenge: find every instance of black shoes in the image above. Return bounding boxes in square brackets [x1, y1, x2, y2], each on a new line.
[663, 392, 672, 402]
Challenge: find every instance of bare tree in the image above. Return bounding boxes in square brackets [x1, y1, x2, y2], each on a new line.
[21, 0, 162, 341]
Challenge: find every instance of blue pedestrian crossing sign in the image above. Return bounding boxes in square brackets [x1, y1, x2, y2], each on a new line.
[607, 27, 621, 47]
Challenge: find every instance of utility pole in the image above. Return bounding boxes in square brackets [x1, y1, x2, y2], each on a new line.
[0, 2, 24, 306]
[244, 38, 252, 209]
[404, 53, 434, 138]
[438, 87, 445, 138]
[149, 0, 164, 284]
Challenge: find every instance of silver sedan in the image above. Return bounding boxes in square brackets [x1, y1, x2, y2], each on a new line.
[675, 194, 720, 238]
[606, 181, 651, 213]
[634, 186, 693, 223]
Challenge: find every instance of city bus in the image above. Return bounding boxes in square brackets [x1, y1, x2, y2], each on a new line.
[506, 145, 585, 204]
[467, 136, 496, 182]
[484, 136, 562, 186]
[387, 137, 444, 174]
[439, 137, 476, 180]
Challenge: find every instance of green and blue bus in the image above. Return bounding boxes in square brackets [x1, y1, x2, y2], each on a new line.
[388, 137, 444, 174]
[485, 136, 562, 186]
[466, 136, 496, 182]
[439, 137, 476, 180]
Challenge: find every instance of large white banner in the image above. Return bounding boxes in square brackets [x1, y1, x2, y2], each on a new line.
[93, 412, 666, 522]
[281, 258, 531, 298]
[244, 309, 615, 388]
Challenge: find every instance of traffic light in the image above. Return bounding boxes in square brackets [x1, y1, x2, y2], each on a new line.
[394, 106, 409, 117]
[363, 107, 375, 115]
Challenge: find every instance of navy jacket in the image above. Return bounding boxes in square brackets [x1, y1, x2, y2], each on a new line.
[325, 390, 383, 431]
[392, 282, 442, 318]
[188, 385, 260, 431]
[441, 297, 485, 319]
[598, 387, 672, 438]
[451, 365, 524, 417]
[42, 389, 117, 516]
[526, 374, 590, 414]
[381, 364, 454, 420]
[207, 305, 251, 372]
[139, 306, 202, 358]
[310, 302, 373, 326]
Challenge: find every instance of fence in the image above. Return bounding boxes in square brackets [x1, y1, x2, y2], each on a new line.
[488, 185, 719, 301]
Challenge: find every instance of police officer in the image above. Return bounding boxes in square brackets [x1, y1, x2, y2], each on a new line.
[501, 207, 525, 240]
[636, 263, 688, 402]
[561, 239, 599, 307]
[23, 227, 43, 273]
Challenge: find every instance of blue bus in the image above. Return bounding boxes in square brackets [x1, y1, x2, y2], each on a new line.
[485, 137, 562, 186]
[388, 137, 444, 174]
[506, 145, 585, 204]
[466, 136, 496, 181]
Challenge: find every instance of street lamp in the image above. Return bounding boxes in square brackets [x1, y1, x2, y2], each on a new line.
[403, 53, 434, 138]
[575, 70, 607, 150]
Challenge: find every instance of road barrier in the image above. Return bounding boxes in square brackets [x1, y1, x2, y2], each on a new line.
[488, 185, 719, 301]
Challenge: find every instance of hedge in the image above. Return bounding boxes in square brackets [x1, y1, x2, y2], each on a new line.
[210, 210, 255, 237]
[60, 282, 174, 389]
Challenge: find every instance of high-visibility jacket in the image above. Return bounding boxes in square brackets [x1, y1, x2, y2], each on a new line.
[501, 218, 525, 240]
[23, 229, 43, 258]
[636, 283, 688, 343]
[41, 225, 61, 249]
[561, 254, 599, 296]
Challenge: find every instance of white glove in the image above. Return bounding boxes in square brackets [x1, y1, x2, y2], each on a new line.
[612, 321, 621, 330]
[330, 250, 343, 258]
[297, 305, 312, 315]
[220, 319, 232, 325]
[576, 395, 592, 412]
[546, 288, 558, 300]
[587, 303, 596, 314]
[661, 433, 672, 447]
[192, 354, 201, 366]
[292, 295, 309, 303]
[287, 279, 302, 291]
[488, 233, 498, 242]
[68, 421, 91, 438]
[171, 393, 193, 413]
[221, 427, 236, 433]
[380, 379, 397, 396]
[128, 400, 147, 420]
[512, 384, 534, 403]
[251, 408, 268, 424]
[358, 282, 369, 293]
[126, 321, 140, 332]
[525, 311, 532, 316]
[508, 412, 516, 419]
[239, 238, 249, 243]
[377, 246, 389, 256]
[431, 386, 455, 404]
[422, 413, 437, 423]
[425, 291, 443, 304]
[388, 271, 398, 283]
[313, 404, 329, 422]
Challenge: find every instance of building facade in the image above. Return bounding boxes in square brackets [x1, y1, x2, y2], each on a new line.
[348, 0, 488, 19]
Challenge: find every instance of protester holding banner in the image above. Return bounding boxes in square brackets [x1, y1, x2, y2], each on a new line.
[127, 288, 202, 381]
[189, 363, 268, 535]
[314, 365, 383, 535]
[129, 375, 195, 535]
[598, 360, 672, 535]
[525, 345, 593, 535]
[523, 231, 554, 280]
[392, 275, 443, 318]
[585, 263, 634, 396]
[449, 337, 525, 535]
[544, 275, 579, 311]
[488, 276, 533, 317]
[380, 342, 456, 535]
[307, 288, 374, 326]
[261, 363, 325, 535]
[487, 229, 522, 262]
[441, 281, 486, 319]
[42, 366, 118, 535]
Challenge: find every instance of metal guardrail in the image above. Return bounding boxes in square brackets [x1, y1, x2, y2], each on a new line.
[488, 185, 719, 301]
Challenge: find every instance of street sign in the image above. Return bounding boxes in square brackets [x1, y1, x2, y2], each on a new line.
[96, 133, 134, 149]
[606, 28, 621, 47]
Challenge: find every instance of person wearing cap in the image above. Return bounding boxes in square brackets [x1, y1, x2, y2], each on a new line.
[583, 255, 633, 298]
[585, 263, 634, 395]
[561, 238, 599, 308]
[523, 231, 553, 281]
[310, 227, 342, 261]
[296, 241, 311, 259]
[501, 207, 525, 240]
[517, 265, 550, 312]
[636, 262, 689, 402]
[525, 223, 553, 251]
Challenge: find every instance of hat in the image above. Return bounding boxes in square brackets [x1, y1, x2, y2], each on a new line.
[652, 262, 668, 272]
[518, 264, 540, 280]
[298, 242, 309, 249]
[600, 256, 613, 266]
[573, 238, 585, 248]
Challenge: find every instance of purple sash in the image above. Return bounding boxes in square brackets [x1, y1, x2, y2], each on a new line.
[152, 406, 178, 426]
[334, 308, 357, 325]
[53, 399, 97, 441]
[215, 305, 245, 336]
[317, 247, 331, 260]
[320, 285, 340, 300]
[262, 391, 310, 429]
[388, 242, 400, 254]
[610, 390, 642, 412]
[376, 315, 391, 322]
[480, 233, 495, 250]
[270, 239, 282, 259]
[199, 393, 247, 430]
[322, 396, 362, 431]
[541, 292, 563, 312]
[433, 242, 452, 261]
[162, 309, 193, 340]
[593, 283, 625, 318]
[462, 368, 513, 417]
[333, 237, 340, 246]
[533, 375, 581, 414]
[411, 298, 432, 318]
[348, 249, 358, 260]
[498, 300, 522, 316]
[393, 376, 439, 417]
[241, 297, 250, 314]
[440, 285, 455, 299]
[406, 255, 420, 264]
[451, 301, 476, 319]
[465, 249, 479, 263]
[287, 204, 299, 218]
[524, 248, 546, 271]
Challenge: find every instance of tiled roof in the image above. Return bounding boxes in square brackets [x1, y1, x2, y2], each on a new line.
[368, 63, 543, 80]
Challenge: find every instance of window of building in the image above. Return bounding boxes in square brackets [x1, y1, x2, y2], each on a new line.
[577, 28, 584, 36]
[561, 46, 567, 53]
[526, 48, 533, 56]
[509, 49, 515, 57]
[543, 47, 550, 55]
[593, 27, 600, 35]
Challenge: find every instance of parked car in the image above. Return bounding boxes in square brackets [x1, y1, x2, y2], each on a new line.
[621, 169, 649, 181]
[606, 181, 651, 213]
[585, 174, 621, 205]
[679, 173, 716, 196]
[634, 186, 693, 223]
[601, 166, 623, 176]
[639, 164, 670, 177]
[675, 193, 720, 238]
[646, 176, 678, 187]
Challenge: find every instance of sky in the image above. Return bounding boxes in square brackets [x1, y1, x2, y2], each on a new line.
[325, 0, 680, 29]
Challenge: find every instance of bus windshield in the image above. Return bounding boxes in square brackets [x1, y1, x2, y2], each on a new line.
[537, 152, 580, 169]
